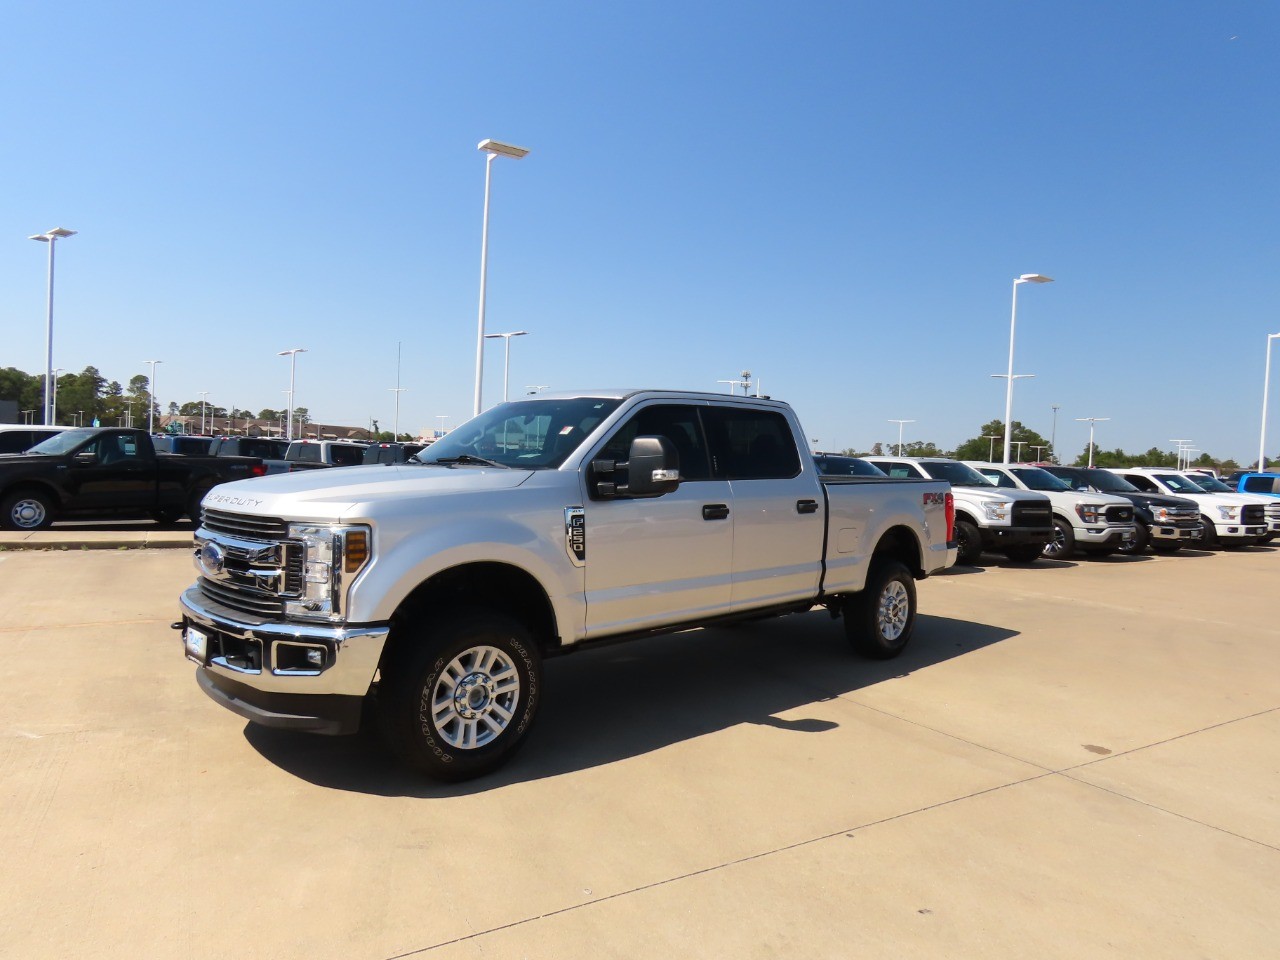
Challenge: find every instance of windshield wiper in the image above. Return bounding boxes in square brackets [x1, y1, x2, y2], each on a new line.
[427, 454, 510, 469]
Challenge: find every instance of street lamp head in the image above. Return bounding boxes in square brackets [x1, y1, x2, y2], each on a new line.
[30, 227, 77, 242]
[277, 347, 308, 357]
[1017, 274, 1053, 284]
[477, 139, 530, 160]
[485, 330, 528, 339]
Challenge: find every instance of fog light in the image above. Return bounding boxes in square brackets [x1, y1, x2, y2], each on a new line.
[274, 641, 328, 673]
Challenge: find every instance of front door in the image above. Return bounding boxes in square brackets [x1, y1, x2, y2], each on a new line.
[581, 402, 734, 637]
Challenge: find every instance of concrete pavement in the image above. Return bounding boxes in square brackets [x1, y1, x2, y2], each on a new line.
[0, 547, 1276, 959]
[0, 522, 195, 550]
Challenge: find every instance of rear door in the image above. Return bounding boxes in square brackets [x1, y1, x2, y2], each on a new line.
[581, 402, 733, 636]
[702, 405, 824, 610]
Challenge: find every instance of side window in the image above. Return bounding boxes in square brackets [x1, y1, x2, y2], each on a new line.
[597, 405, 711, 481]
[1125, 475, 1157, 493]
[979, 469, 1017, 489]
[332, 445, 363, 466]
[880, 461, 913, 479]
[704, 408, 800, 480]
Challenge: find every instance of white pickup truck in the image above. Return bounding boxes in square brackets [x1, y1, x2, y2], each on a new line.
[178, 390, 956, 781]
[964, 461, 1137, 559]
[864, 456, 1053, 565]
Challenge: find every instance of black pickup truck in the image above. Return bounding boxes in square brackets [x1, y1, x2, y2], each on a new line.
[0, 427, 264, 530]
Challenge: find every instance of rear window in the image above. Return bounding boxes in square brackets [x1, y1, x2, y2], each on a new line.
[1243, 476, 1280, 494]
[330, 445, 364, 466]
[288, 443, 321, 463]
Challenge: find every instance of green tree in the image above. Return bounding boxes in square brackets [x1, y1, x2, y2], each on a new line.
[953, 419, 1050, 462]
[900, 440, 948, 457]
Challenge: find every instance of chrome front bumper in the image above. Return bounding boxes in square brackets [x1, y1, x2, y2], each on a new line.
[179, 585, 389, 734]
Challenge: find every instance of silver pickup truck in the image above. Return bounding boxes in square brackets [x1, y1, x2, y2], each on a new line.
[178, 390, 956, 780]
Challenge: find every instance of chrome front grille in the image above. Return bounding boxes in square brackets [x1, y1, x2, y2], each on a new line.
[202, 509, 289, 540]
[195, 510, 301, 620]
[1264, 503, 1280, 520]
[198, 576, 285, 617]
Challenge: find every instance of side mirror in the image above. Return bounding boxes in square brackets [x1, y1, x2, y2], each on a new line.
[74, 451, 98, 466]
[591, 435, 681, 498]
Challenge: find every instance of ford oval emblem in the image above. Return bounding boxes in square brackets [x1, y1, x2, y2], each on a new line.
[199, 541, 226, 577]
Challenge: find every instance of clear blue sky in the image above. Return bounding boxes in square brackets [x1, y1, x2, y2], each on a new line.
[3, 2, 1277, 462]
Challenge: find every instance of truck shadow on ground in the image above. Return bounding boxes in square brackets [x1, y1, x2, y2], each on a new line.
[243, 610, 1019, 797]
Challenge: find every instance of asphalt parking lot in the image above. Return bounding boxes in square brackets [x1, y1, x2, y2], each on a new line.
[1, 544, 1277, 959]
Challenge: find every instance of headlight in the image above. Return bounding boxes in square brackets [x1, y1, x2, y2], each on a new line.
[1075, 502, 1101, 523]
[285, 523, 372, 621]
[1216, 505, 1240, 521]
[982, 500, 1011, 521]
[1150, 505, 1170, 522]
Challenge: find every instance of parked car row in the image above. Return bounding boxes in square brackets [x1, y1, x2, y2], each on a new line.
[818, 454, 1279, 563]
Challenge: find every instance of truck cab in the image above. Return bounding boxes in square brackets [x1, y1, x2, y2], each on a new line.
[965, 462, 1136, 559]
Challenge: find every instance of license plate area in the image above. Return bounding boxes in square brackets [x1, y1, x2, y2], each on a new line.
[184, 626, 209, 665]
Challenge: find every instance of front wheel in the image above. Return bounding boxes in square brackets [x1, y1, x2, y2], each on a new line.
[378, 611, 542, 781]
[953, 519, 983, 565]
[1196, 518, 1219, 550]
[1004, 544, 1044, 563]
[1, 489, 56, 531]
[1149, 539, 1183, 554]
[844, 559, 916, 660]
[1042, 518, 1076, 560]
[1117, 523, 1150, 555]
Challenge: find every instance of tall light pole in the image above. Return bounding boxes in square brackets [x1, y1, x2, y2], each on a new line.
[1031, 445, 1047, 461]
[1012, 440, 1028, 462]
[436, 415, 449, 439]
[29, 227, 77, 425]
[716, 379, 746, 394]
[1076, 417, 1110, 468]
[484, 330, 528, 403]
[144, 360, 162, 434]
[889, 419, 916, 456]
[1170, 439, 1192, 471]
[1050, 404, 1061, 459]
[474, 138, 530, 416]
[983, 434, 1001, 461]
[388, 340, 408, 439]
[199, 391, 210, 435]
[51, 368, 64, 424]
[1000, 273, 1054, 463]
[1260, 332, 1280, 470]
[278, 348, 307, 440]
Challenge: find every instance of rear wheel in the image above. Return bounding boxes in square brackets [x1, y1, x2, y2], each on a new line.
[1, 489, 55, 531]
[378, 610, 541, 781]
[953, 519, 983, 565]
[844, 559, 916, 660]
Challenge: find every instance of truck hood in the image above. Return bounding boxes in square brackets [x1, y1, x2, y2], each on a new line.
[951, 485, 1048, 504]
[200, 463, 534, 522]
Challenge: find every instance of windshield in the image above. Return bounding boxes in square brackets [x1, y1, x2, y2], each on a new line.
[1155, 473, 1207, 494]
[26, 428, 97, 455]
[417, 397, 622, 470]
[1072, 469, 1138, 493]
[917, 461, 994, 487]
[1010, 467, 1072, 492]
[1189, 475, 1232, 492]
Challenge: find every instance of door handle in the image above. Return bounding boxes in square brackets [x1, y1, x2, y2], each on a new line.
[702, 503, 730, 521]
[797, 499, 819, 514]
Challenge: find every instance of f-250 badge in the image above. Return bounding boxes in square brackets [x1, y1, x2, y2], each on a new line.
[564, 507, 586, 566]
